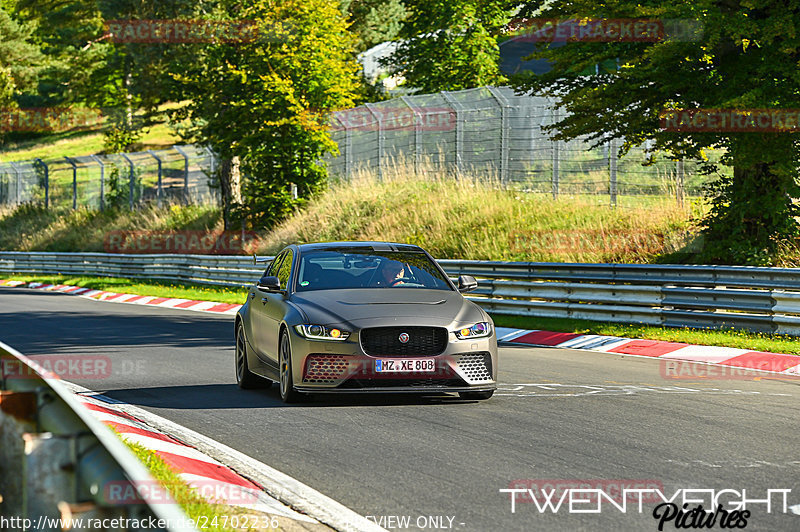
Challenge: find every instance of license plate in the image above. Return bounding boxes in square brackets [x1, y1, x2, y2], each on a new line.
[375, 358, 435, 373]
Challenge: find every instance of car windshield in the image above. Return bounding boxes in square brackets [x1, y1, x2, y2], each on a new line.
[295, 248, 452, 292]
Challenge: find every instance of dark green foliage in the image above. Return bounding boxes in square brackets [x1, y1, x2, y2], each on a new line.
[387, 0, 514, 92]
[513, 0, 800, 264]
[342, 0, 407, 53]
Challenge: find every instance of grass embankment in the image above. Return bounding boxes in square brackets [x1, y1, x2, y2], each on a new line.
[0, 103, 185, 161]
[1, 167, 700, 262]
[121, 438, 284, 531]
[257, 168, 703, 263]
[0, 204, 221, 252]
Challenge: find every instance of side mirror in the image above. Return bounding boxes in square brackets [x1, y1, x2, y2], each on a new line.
[257, 275, 281, 291]
[457, 275, 478, 293]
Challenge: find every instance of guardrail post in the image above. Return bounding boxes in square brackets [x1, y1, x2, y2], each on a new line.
[23, 432, 77, 522]
[552, 108, 560, 199]
[173, 145, 190, 204]
[342, 116, 353, 178]
[9, 161, 22, 206]
[608, 138, 618, 207]
[400, 96, 422, 174]
[147, 150, 163, 208]
[90, 155, 105, 211]
[364, 103, 383, 180]
[64, 156, 78, 210]
[441, 91, 464, 174]
[0, 390, 37, 517]
[34, 158, 49, 208]
[488, 87, 510, 185]
[120, 153, 135, 210]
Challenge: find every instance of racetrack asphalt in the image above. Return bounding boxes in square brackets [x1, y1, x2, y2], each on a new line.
[2, 286, 799, 531]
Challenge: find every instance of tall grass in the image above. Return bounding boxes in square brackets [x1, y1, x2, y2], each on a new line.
[0, 203, 221, 252]
[257, 161, 702, 263]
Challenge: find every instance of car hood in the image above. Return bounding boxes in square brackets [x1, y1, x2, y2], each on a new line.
[290, 288, 482, 329]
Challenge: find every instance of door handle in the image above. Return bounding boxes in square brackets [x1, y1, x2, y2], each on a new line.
[261, 297, 268, 304]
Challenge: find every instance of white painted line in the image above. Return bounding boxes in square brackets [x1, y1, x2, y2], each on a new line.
[496, 328, 533, 341]
[63, 382, 387, 532]
[178, 473, 316, 521]
[659, 345, 750, 363]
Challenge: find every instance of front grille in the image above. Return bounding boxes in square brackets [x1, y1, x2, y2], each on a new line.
[303, 354, 349, 383]
[456, 352, 492, 382]
[360, 326, 448, 356]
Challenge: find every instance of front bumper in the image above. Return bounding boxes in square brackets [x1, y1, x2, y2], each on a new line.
[290, 327, 498, 392]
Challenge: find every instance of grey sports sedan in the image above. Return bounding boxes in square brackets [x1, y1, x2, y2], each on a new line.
[235, 242, 498, 403]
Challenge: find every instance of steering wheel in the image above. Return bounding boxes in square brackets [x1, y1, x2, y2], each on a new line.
[389, 277, 412, 286]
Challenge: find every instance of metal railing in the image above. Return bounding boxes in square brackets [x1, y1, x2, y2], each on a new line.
[0, 145, 217, 210]
[0, 341, 194, 530]
[1, 252, 798, 336]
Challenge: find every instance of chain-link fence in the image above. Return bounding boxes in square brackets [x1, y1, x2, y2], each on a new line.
[0, 145, 218, 210]
[328, 86, 729, 205]
[2, 87, 730, 211]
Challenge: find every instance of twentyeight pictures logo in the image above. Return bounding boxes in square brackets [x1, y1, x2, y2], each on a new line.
[501, 481, 797, 530]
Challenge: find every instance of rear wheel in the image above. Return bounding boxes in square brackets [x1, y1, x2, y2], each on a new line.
[236, 323, 271, 389]
[279, 330, 302, 403]
[458, 390, 494, 400]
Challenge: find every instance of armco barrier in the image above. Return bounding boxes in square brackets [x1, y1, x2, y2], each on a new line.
[1, 252, 799, 335]
[0, 341, 194, 530]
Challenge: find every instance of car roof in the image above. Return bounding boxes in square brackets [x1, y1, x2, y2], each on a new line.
[295, 241, 426, 253]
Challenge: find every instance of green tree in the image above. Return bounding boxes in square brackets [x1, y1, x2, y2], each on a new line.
[0, 5, 43, 107]
[342, 0, 407, 53]
[176, 0, 360, 229]
[387, 0, 514, 92]
[513, 1, 800, 265]
[10, 0, 106, 106]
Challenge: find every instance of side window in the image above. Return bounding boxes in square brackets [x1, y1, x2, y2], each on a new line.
[268, 252, 285, 277]
[276, 250, 294, 289]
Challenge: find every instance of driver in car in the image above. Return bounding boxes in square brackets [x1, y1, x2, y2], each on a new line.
[375, 260, 406, 287]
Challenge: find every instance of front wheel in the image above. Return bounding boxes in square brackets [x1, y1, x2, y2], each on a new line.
[236, 323, 271, 390]
[279, 330, 302, 403]
[458, 390, 494, 401]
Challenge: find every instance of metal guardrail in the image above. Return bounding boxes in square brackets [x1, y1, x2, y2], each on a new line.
[0, 341, 195, 530]
[1, 252, 799, 335]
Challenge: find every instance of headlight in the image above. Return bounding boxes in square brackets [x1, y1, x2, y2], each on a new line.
[454, 322, 492, 339]
[295, 324, 350, 341]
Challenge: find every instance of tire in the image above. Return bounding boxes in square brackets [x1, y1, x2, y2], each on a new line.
[279, 329, 302, 403]
[236, 323, 271, 389]
[458, 390, 494, 400]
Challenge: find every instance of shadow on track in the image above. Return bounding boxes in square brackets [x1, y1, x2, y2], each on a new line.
[98, 383, 483, 409]
[0, 288, 233, 354]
